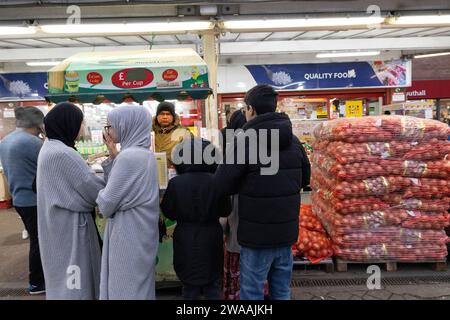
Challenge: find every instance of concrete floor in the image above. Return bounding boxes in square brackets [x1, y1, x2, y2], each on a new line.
[2, 207, 450, 300]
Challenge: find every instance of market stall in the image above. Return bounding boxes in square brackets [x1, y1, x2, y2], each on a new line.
[46, 48, 213, 284]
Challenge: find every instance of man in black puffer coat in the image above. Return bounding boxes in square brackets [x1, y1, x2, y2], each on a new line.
[215, 84, 311, 300]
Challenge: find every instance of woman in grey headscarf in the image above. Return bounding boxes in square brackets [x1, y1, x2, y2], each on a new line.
[96, 105, 160, 300]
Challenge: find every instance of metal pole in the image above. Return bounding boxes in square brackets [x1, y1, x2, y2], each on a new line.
[201, 30, 219, 145]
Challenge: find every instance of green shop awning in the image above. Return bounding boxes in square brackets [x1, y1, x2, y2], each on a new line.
[46, 48, 211, 103]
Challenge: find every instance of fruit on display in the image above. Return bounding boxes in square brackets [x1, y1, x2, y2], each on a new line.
[311, 116, 450, 262]
[313, 116, 450, 143]
[293, 204, 334, 263]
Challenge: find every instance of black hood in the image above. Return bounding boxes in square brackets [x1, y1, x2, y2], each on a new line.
[173, 138, 218, 174]
[243, 112, 293, 150]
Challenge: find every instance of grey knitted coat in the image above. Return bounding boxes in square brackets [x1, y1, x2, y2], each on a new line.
[37, 139, 105, 300]
[97, 106, 160, 300]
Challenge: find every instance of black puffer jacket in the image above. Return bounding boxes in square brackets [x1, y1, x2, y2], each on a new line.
[161, 139, 231, 286]
[214, 112, 311, 249]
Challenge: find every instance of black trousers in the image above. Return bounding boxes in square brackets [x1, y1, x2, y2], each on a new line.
[15, 206, 45, 287]
[182, 279, 221, 300]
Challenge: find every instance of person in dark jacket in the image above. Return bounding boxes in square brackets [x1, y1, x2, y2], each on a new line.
[220, 109, 246, 160]
[214, 84, 311, 300]
[161, 138, 231, 300]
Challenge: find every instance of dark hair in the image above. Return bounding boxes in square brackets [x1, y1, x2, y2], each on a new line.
[384, 110, 391, 115]
[228, 109, 246, 130]
[244, 84, 278, 115]
[172, 138, 218, 174]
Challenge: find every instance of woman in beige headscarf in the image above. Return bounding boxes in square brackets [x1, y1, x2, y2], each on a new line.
[152, 101, 191, 165]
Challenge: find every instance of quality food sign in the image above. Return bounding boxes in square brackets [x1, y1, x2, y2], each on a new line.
[244, 60, 411, 91]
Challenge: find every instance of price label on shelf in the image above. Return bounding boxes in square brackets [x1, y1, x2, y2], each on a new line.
[345, 100, 363, 117]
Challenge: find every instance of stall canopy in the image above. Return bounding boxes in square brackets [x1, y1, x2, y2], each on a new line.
[46, 48, 211, 104]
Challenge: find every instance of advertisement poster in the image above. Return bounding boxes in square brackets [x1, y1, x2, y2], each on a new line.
[245, 60, 411, 90]
[345, 100, 364, 117]
[218, 60, 412, 93]
[0, 72, 47, 100]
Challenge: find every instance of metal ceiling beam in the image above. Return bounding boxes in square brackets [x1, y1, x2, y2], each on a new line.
[239, 0, 450, 15]
[0, 43, 198, 62]
[219, 36, 450, 55]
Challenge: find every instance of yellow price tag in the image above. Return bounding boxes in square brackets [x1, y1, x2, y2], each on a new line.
[316, 106, 328, 117]
[346, 100, 363, 117]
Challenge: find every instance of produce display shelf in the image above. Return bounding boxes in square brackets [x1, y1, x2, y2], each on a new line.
[334, 258, 448, 273]
[293, 257, 334, 273]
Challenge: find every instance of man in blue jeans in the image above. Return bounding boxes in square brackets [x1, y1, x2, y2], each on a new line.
[215, 85, 311, 300]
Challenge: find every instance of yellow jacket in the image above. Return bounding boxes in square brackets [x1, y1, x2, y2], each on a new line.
[152, 115, 191, 164]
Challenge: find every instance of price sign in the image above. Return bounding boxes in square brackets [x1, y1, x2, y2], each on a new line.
[345, 100, 363, 117]
[316, 105, 328, 118]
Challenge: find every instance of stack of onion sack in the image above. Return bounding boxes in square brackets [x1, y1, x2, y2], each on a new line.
[292, 204, 334, 263]
[311, 116, 450, 262]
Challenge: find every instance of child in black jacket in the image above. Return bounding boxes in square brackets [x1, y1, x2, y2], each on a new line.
[161, 138, 231, 300]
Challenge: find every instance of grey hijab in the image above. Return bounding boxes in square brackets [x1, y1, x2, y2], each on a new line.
[108, 105, 152, 150]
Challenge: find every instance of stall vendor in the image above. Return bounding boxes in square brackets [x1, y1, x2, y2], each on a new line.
[152, 101, 191, 164]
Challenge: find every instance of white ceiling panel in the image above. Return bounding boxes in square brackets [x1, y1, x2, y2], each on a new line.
[175, 34, 201, 43]
[373, 28, 431, 38]
[265, 32, 306, 40]
[349, 28, 398, 38]
[0, 41, 28, 48]
[237, 32, 272, 41]
[36, 38, 84, 46]
[412, 27, 450, 37]
[74, 37, 118, 45]
[296, 31, 337, 39]
[220, 33, 240, 42]
[3, 39, 55, 47]
[325, 29, 372, 39]
[150, 35, 179, 44]
[107, 36, 148, 44]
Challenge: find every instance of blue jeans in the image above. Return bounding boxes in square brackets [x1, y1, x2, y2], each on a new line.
[240, 246, 293, 300]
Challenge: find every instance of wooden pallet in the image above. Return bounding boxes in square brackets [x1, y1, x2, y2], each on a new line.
[334, 258, 447, 272]
[293, 257, 334, 273]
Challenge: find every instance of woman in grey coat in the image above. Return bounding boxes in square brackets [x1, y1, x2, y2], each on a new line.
[97, 105, 160, 300]
[37, 102, 105, 300]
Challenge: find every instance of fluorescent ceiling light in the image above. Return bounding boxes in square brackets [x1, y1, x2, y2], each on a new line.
[0, 26, 36, 36]
[414, 52, 450, 59]
[390, 15, 450, 25]
[26, 61, 61, 66]
[316, 51, 380, 58]
[224, 17, 385, 30]
[40, 21, 212, 34]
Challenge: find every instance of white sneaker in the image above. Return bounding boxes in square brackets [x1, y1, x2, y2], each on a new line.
[22, 229, 29, 240]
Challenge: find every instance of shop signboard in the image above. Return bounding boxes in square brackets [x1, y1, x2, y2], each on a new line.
[0, 72, 47, 100]
[406, 80, 450, 99]
[218, 60, 412, 93]
[346, 100, 364, 117]
[48, 49, 209, 94]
